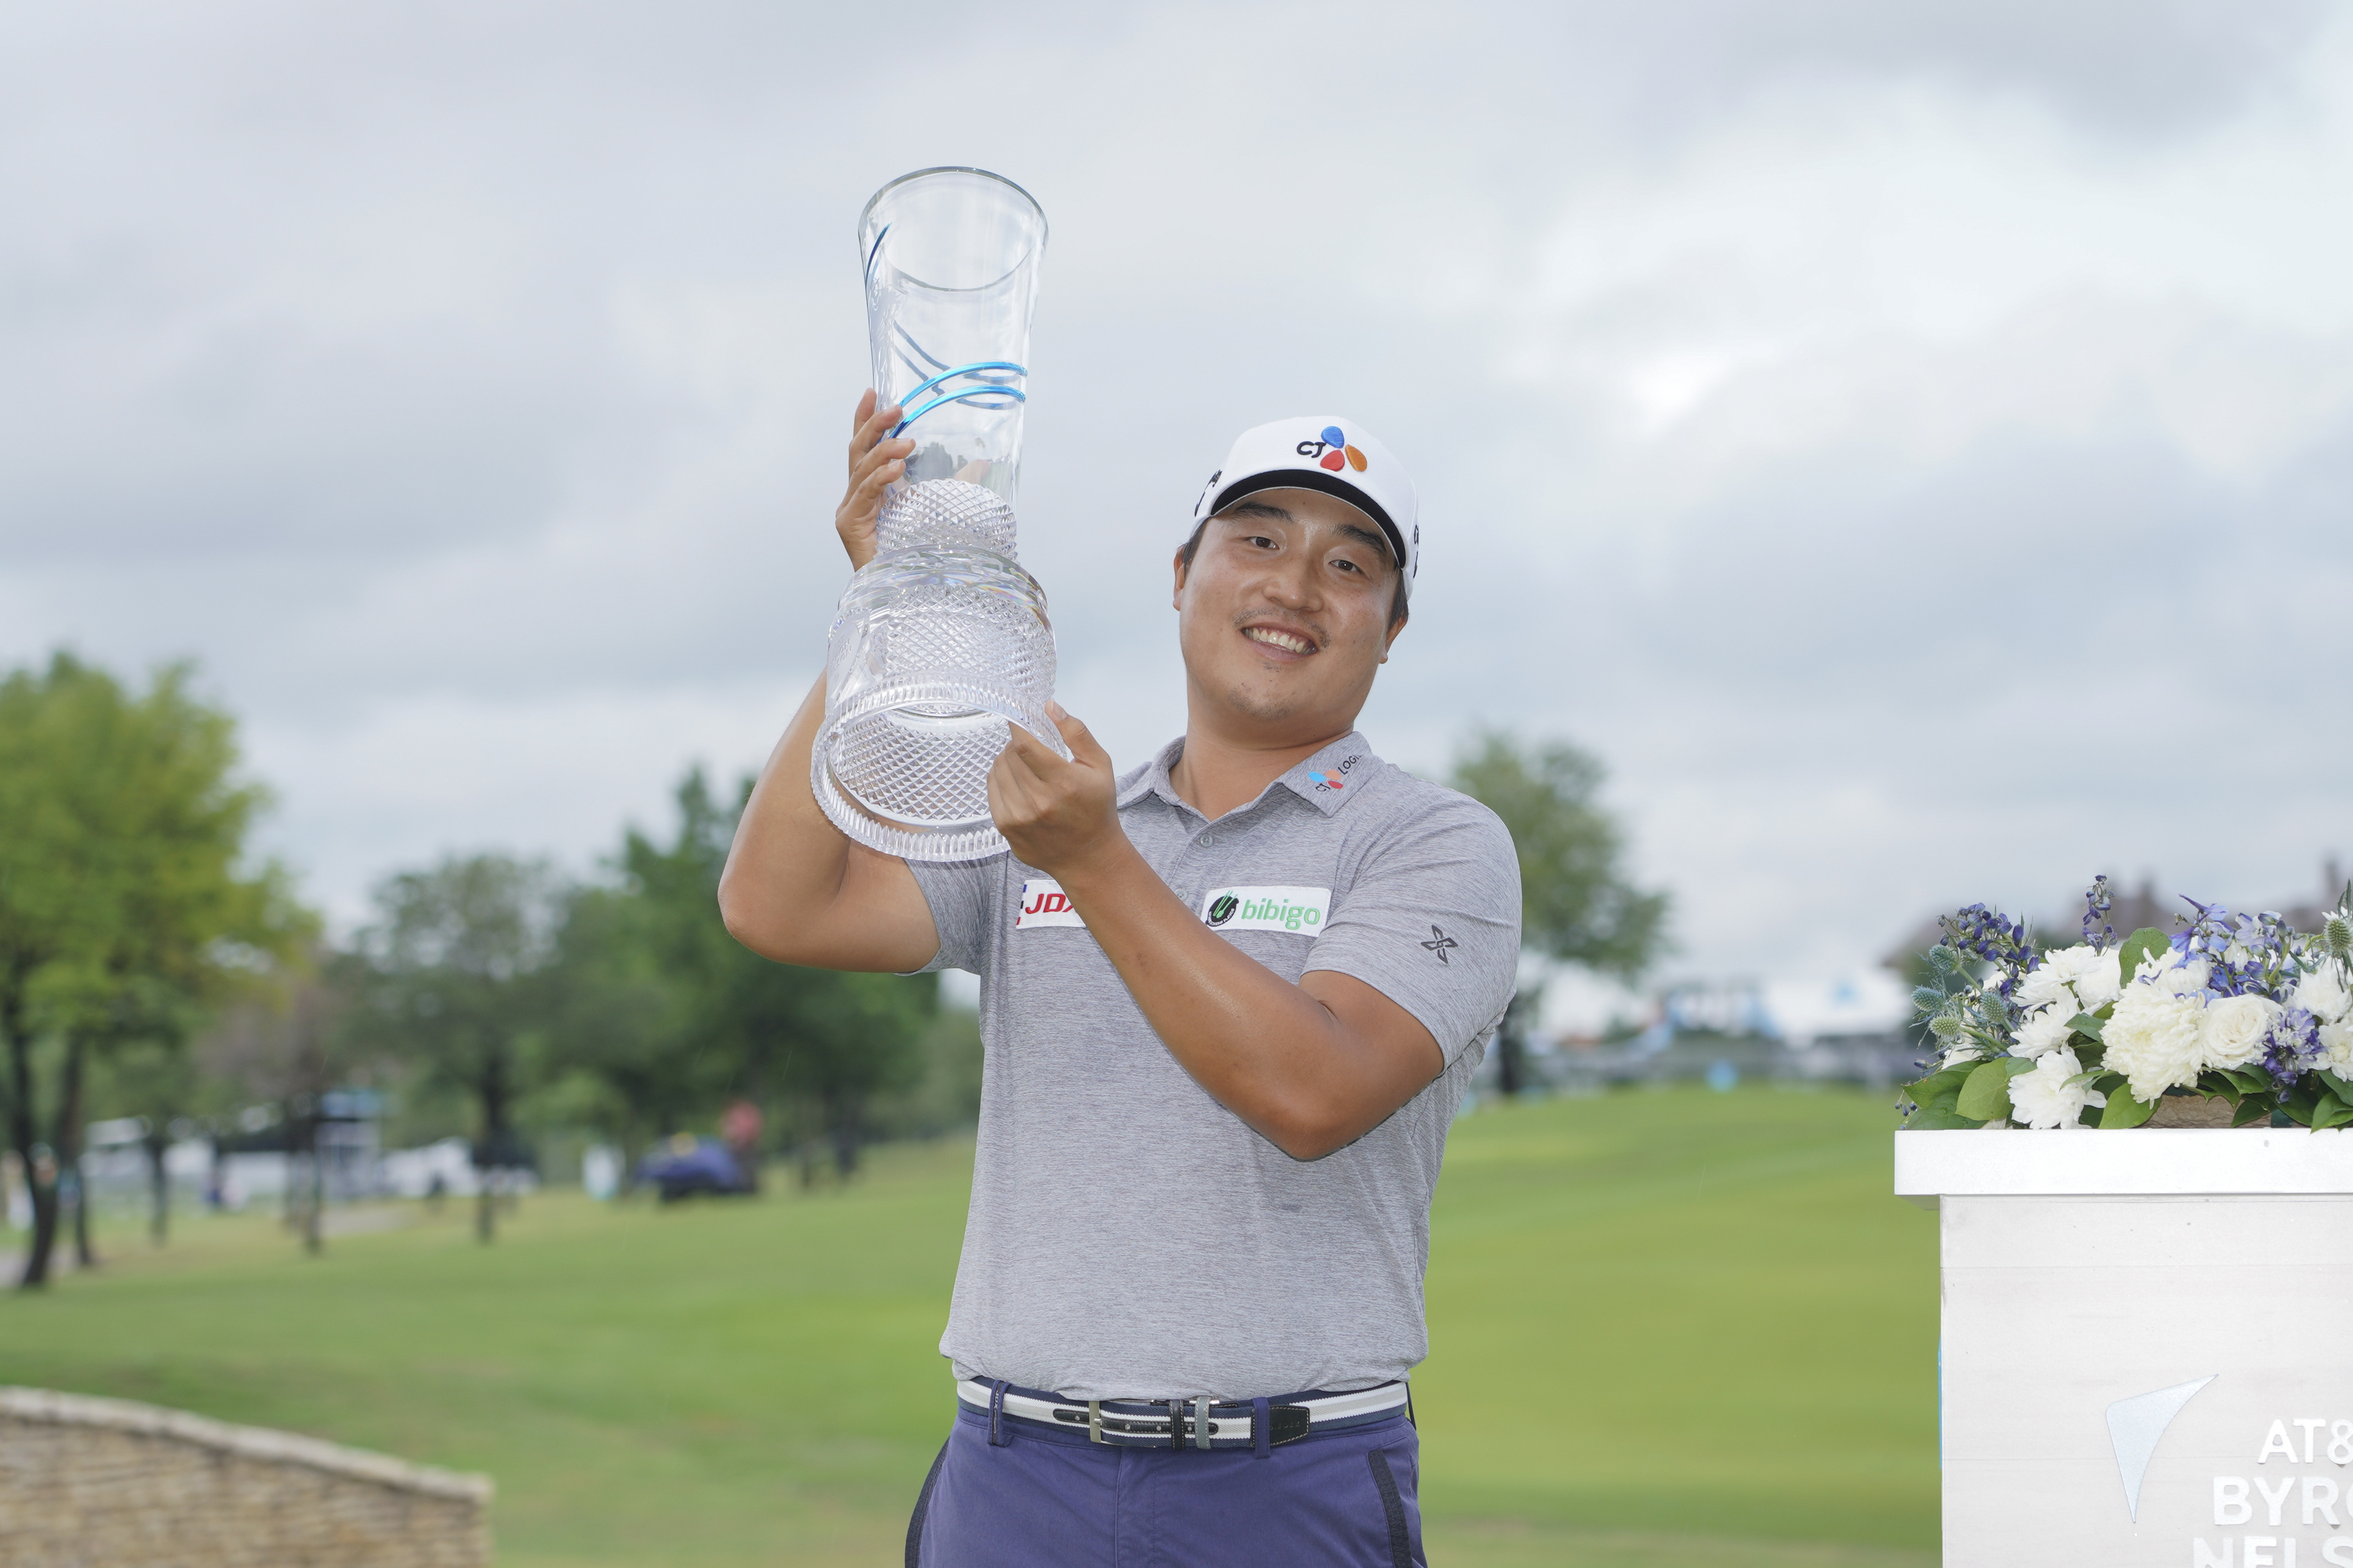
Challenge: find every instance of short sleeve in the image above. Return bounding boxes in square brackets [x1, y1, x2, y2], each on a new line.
[1303, 793, 1521, 1063]
[905, 855, 1002, 975]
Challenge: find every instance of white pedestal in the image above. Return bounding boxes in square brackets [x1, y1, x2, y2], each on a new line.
[1896, 1130, 2353, 1567]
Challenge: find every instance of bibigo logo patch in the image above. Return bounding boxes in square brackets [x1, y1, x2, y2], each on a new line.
[1201, 885, 1332, 934]
[1015, 878, 1085, 929]
[1294, 425, 1368, 475]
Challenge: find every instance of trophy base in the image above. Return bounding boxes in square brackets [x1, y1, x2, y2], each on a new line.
[812, 676, 1070, 863]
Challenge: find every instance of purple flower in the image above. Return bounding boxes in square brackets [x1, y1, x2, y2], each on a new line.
[2081, 875, 2115, 952]
[2262, 1005, 2322, 1089]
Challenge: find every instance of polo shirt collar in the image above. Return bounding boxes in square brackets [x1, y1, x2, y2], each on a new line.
[1277, 732, 1378, 816]
[1116, 738, 1189, 812]
[1113, 732, 1378, 820]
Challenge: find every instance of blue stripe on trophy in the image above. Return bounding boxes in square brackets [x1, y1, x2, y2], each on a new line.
[889, 346, 1029, 433]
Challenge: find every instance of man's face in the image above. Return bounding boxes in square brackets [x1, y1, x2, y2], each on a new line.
[1172, 488, 1407, 740]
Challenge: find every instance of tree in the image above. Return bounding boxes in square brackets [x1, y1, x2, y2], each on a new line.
[539, 878, 698, 1178]
[91, 1032, 202, 1247]
[350, 855, 557, 1242]
[551, 769, 934, 1182]
[186, 956, 347, 1253]
[755, 962, 935, 1179]
[1451, 728, 1670, 1095]
[0, 653, 292, 1287]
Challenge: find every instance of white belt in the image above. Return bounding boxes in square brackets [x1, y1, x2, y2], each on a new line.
[955, 1378, 1408, 1450]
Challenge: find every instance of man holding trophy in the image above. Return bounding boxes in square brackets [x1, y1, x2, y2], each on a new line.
[719, 170, 1519, 1566]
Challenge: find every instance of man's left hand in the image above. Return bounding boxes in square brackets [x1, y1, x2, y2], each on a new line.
[989, 704, 1126, 878]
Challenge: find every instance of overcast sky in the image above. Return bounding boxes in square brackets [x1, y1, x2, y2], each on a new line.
[6, 1, 2352, 986]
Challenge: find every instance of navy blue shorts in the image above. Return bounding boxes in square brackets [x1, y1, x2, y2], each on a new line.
[906, 1388, 1427, 1567]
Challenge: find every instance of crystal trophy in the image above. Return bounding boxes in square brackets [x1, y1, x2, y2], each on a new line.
[812, 168, 1064, 862]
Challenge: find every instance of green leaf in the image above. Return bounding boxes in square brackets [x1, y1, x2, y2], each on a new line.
[2197, 1070, 2251, 1101]
[1904, 1105, 1988, 1130]
[2004, 1055, 2039, 1077]
[1901, 1066, 1971, 1105]
[1912, 1080, 1968, 1119]
[2312, 1095, 2353, 1132]
[2324, 1070, 2353, 1102]
[2116, 928, 2170, 989]
[2100, 1086, 2158, 1129]
[1957, 1059, 2017, 1121]
[2067, 1012, 2107, 1043]
[2232, 1096, 2274, 1127]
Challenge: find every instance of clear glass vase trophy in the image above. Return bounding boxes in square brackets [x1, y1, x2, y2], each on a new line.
[812, 168, 1064, 862]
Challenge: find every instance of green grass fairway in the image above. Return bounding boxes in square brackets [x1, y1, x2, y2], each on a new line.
[0, 1085, 1938, 1565]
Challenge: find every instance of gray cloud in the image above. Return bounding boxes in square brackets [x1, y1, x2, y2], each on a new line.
[5, 0, 2351, 963]
[1579, 0, 2345, 139]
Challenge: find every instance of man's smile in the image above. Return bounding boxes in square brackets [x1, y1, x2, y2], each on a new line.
[1241, 622, 1319, 658]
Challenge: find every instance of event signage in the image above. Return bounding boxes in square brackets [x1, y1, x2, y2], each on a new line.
[1897, 1130, 2353, 1565]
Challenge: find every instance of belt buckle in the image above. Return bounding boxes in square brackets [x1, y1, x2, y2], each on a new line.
[1087, 1400, 1102, 1444]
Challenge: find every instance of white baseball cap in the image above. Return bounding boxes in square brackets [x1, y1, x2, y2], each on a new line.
[1191, 417, 1419, 599]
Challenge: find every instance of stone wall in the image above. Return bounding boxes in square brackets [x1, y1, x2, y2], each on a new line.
[0, 1386, 492, 1567]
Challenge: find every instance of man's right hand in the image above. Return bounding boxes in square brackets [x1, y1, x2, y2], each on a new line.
[838, 390, 914, 571]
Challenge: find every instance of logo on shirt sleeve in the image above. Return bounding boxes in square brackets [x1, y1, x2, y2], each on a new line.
[1199, 886, 1332, 934]
[1015, 878, 1086, 929]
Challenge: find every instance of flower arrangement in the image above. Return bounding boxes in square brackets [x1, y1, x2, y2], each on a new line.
[1899, 876, 2353, 1130]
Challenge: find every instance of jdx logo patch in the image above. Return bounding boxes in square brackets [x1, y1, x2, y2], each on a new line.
[1015, 878, 1085, 929]
[1200, 886, 1332, 934]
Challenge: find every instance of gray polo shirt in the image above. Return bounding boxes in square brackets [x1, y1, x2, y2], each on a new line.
[910, 729, 1520, 1400]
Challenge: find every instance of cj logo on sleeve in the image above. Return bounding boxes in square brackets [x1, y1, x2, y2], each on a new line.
[1015, 878, 1086, 929]
[1200, 886, 1331, 934]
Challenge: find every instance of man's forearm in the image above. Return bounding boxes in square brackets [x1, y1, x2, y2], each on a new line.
[718, 675, 937, 972]
[1057, 846, 1437, 1159]
[718, 675, 841, 948]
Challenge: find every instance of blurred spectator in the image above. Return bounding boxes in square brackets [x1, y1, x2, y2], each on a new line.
[719, 1100, 763, 1193]
[637, 1133, 754, 1205]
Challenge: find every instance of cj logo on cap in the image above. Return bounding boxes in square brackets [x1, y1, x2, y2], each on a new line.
[1295, 426, 1368, 475]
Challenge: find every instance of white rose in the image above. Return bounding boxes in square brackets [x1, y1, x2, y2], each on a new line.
[2011, 1006, 2075, 1059]
[2007, 1047, 2106, 1130]
[2104, 985, 2209, 1102]
[2294, 966, 2352, 1025]
[2318, 1017, 2353, 1076]
[2199, 993, 2280, 1072]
